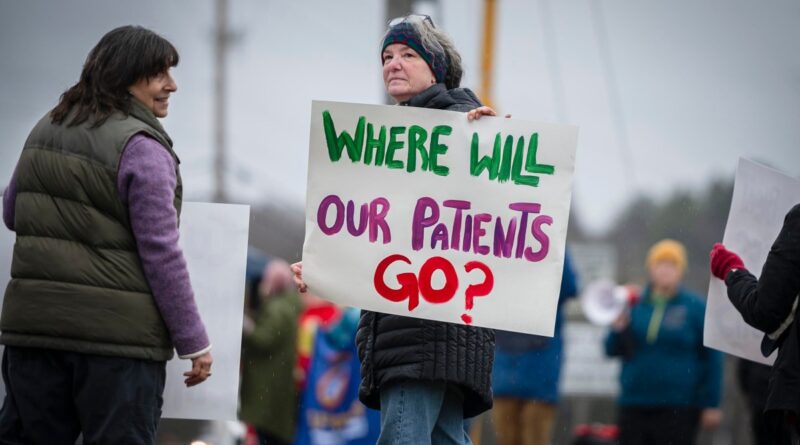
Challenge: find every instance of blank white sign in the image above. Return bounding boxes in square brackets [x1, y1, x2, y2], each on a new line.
[163, 202, 250, 420]
[704, 159, 800, 364]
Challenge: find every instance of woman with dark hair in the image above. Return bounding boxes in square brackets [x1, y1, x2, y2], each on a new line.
[0, 25, 212, 444]
[293, 14, 498, 445]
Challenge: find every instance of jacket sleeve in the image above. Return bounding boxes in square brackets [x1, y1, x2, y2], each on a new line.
[445, 104, 472, 112]
[118, 134, 211, 359]
[560, 251, 578, 300]
[2, 165, 18, 231]
[604, 326, 636, 359]
[726, 204, 800, 335]
[696, 346, 723, 408]
[355, 310, 375, 363]
[444, 89, 482, 112]
[243, 296, 295, 352]
[696, 302, 723, 407]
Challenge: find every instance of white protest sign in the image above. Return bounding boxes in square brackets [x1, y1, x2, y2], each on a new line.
[302, 101, 578, 336]
[704, 159, 800, 364]
[162, 202, 249, 420]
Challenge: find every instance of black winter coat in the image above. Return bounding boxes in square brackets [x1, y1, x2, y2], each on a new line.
[355, 84, 495, 418]
[726, 203, 800, 414]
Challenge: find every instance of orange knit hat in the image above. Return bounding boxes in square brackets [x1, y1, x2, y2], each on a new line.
[646, 239, 688, 271]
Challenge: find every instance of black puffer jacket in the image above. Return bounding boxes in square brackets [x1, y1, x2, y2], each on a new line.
[726, 203, 800, 414]
[355, 84, 495, 418]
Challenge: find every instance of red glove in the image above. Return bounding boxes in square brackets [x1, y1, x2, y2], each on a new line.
[710, 243, 746, 280]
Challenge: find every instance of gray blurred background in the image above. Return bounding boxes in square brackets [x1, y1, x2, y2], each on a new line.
[2, 0, 799, 443]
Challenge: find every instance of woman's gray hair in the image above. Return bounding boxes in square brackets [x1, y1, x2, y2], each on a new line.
[382, 18, 464, 89]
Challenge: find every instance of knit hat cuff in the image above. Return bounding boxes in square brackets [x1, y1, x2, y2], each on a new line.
[381, 23, 447, 84]
[646, 239, 688, 271]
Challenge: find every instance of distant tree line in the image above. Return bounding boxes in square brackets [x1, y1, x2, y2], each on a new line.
[569, 179, 734, 294]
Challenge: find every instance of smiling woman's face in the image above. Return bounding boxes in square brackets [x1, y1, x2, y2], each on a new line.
[129, 68, 177, 118]
[382, 43, 436, 103]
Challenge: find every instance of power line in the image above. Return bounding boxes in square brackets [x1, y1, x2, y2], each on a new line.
[538, 0, 568, 124]
[589, 0, 638, 191]
[213, 0, 231, 203]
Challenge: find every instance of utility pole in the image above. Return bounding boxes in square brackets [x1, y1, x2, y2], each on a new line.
[384, 0, 415, 104]
[213, 0, 230, 203]
[384, 0, 441, 104]
[385, 0, 415, 26]
[589, 0, 637, 191]
[479, 0, 496, 109]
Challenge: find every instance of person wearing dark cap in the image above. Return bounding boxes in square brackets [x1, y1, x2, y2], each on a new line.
[710, 203, 800, 443]
[292, 14, 499, 445]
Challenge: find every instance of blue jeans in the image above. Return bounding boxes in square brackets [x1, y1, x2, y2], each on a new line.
[378, 380, 472, 445]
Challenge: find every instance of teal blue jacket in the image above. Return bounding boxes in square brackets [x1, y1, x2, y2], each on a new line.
[605, 286, 723, 408]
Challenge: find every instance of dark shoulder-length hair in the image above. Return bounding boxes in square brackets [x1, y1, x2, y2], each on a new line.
[51, 25, 179, 127]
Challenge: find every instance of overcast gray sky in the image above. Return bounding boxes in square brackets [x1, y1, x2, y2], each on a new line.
[1, 0, 798, 234]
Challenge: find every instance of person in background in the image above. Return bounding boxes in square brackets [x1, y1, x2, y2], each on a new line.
[605, 239, 723, 445]
[295, 291, 341, 392]
[737, 358, 781, 445]
[293, 13, 501, 445]
[491, 251, 578, 445]
[710, 203, 800, 444]
[240, 258, 301, 445]
[294, 307, 382, 445]
[0, 26, 212, 444]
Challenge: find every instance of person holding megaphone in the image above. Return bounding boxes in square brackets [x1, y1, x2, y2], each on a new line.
[605, 239, 723, 445]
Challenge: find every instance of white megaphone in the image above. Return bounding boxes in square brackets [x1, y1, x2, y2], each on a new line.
[580, 279, 638, 326]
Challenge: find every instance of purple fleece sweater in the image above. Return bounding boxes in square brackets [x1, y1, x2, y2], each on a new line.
[3, 134, 210, 359]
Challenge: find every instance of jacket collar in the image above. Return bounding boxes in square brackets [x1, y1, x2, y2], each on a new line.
[129, 98, 173, 148]
[642, 284, 684, 304]
[402, 83, 448, 108]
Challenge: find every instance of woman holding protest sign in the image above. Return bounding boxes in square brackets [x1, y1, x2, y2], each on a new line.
[292, 14, 499, 445]
[710, 203, 800, 443]
[604, 239, 723, 445]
